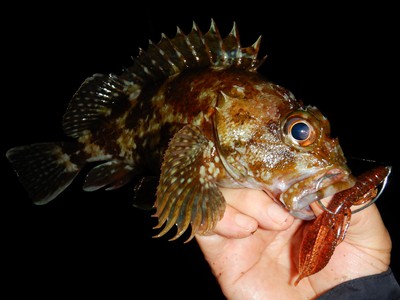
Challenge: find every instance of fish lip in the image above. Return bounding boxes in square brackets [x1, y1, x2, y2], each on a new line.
[279, 168, 356, 220]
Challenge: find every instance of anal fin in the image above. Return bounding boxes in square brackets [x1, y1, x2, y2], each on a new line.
[83, 160, 135, 192]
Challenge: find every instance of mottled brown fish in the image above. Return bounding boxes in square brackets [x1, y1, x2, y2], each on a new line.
[7, 20, 356, 243]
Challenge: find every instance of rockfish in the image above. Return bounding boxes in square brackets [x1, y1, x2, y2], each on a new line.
[6, 20, 356, 242]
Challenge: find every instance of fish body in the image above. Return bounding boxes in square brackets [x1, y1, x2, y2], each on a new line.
[6, 20, 355, 241]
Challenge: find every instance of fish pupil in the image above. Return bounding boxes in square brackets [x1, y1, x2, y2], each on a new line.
[291, 122, 310, 141]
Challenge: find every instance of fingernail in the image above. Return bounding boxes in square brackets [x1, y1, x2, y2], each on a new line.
[235, 214, 257, 232]
[268, 204, 289, 225]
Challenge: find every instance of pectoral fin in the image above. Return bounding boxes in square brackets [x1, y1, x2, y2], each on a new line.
[153, 125, 225, 242]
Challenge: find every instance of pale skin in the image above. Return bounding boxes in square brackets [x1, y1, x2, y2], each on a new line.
[195, 188, 392, 300]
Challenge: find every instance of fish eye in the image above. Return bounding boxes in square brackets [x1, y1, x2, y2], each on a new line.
[291, 122, 310, 141]
[284, 118, 317, 147]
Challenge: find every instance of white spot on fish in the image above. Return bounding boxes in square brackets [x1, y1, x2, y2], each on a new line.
[79, 132, 111, 162]
[124, 165, 133, 171]
[213, 167, 220, 178]
[117, 128, 136, 161]
[193, 112, 204, 126]
[88, 154, 113, 162]
[208, 162, 215, 175]
[233, 85, 245, 95]
[254, 84, 265, 92]
[198, 91, 211, 100]
[56, 153, 79, 172]
[200, 165, 206, 178]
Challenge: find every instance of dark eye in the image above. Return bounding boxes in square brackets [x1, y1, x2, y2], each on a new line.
[291, 122, 310, 141]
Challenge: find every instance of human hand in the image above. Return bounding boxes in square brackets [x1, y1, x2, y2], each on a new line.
[195, 188, 392, 299]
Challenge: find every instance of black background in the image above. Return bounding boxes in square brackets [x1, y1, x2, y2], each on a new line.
[2, 5, 399, 299]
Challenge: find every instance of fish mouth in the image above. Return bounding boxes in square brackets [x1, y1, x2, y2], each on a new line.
[278, 168, 356, 220]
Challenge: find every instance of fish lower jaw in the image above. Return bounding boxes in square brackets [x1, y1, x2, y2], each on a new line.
[279, 170, 356, 220]
[286, 191, 322, 220]
[289, 207, 315, 220]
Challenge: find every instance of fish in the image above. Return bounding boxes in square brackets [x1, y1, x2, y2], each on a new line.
[6, 19, 356, 244]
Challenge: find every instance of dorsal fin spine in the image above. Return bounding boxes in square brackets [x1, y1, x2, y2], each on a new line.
[249, 35, 265, 71]
[158, 33, 188, 72]
[172, 26, 197, 68]
[147, 39, 173, 76]
[188, 22, 211, 66]
[204, 19, 224, 65]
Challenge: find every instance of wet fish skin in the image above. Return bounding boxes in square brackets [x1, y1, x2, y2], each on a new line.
[6, 20, 355, 242]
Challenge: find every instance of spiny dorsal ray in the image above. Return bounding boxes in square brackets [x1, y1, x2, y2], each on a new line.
[120, 19, 265, 86]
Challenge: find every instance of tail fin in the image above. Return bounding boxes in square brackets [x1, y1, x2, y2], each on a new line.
[6, 142, 83, 205]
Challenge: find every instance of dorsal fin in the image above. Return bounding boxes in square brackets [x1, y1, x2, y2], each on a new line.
[62, 73, 137, 138]
[63, 19, 266, 138]
[121, 18, 266, 83]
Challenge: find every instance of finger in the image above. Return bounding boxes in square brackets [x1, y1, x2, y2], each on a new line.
[220, 188, 294, 231]
[208, 204, 258, 238]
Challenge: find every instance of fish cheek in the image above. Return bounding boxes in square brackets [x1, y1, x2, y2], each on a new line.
[214, 93, 264, 154]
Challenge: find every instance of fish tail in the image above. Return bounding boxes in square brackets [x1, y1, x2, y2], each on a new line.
[6, 142, 84, 205]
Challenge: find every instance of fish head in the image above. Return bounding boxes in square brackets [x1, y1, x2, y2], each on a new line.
[274, 105, 356, 219]
[214, 81, 355, 220]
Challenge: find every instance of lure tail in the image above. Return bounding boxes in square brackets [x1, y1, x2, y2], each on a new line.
[6, 142, 84, 205]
